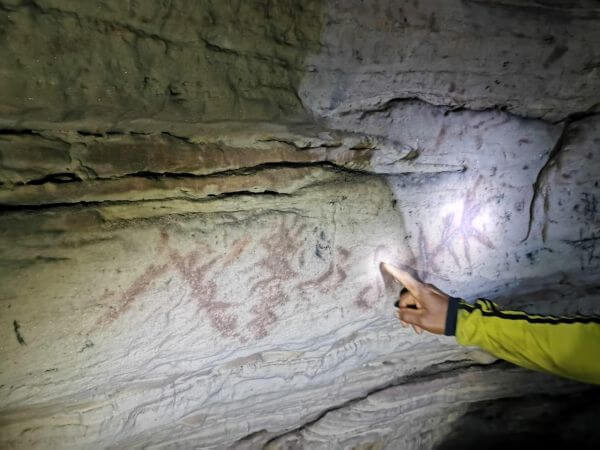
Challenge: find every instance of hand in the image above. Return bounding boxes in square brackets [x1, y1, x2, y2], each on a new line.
[381, 263, 450, 335]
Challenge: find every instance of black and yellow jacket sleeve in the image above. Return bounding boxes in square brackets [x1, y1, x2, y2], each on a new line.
[445, 298, 600, 385]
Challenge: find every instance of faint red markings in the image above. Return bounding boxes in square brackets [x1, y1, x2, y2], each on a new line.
[295, 245, 352, 301]
[458, 176, 496, 262]
[310, 261, 335, 285]
[221, 236, 251, 268]
[336, 247, 350, 283]
[434, 124, 448, 150]
[410, 176, 496, 278]
[293, 240, 388, 312]
[352, 244, 387, 310]
[296, 261, 334, 292]
[354, 286, 373, 310]
[95, 230, 251, 338]
[101, 263, 169, 323]
[247, 215, 307, 339]
[165, 241, 239, 338]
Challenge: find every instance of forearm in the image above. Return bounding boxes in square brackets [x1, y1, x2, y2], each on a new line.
[446, 298, 600, 385]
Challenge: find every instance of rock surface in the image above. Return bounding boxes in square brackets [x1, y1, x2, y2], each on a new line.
[1, 1, 599, 449]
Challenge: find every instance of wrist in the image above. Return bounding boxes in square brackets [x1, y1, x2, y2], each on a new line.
[444, 297, 460, 336]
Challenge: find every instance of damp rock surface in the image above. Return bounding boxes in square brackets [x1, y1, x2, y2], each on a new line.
[1, 1, 600, 449]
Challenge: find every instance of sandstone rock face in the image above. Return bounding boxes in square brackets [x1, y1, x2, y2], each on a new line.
[1, 1, 599, 449]
[299, 0, 600, 121]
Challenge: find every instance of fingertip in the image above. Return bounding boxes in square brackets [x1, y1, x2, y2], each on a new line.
[381, 262, 394, 277]
[382, 264, 422, 295]
[382, 262, 406, 279]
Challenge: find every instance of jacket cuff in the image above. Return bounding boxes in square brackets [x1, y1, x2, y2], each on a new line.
[444, 297, 460, 336]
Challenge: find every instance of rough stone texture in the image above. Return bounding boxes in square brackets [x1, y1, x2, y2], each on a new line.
[1, 1, 600, 449]
[300, 0, 600, 121]
[0, 0, 322, 127]
[265, 365, 598, 449]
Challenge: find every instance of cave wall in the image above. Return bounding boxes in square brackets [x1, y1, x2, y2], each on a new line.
[0, 1, 599, 449]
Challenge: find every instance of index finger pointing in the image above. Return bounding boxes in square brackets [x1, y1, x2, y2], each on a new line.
[381, 263, 424, 297]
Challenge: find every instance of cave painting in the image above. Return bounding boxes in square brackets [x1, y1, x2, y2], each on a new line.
[410, 176, 496, 278]
[95, 229, 247, 338]
[247, 215, 307, 338]
[91, 176, 496, 341]
[92, 215, 369, 341]
[353, 244, 389, 311]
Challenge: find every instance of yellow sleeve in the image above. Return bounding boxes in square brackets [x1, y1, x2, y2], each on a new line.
[445, 297, 600, 385]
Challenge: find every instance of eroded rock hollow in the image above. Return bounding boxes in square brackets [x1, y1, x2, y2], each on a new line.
[1, 1, 599, 448]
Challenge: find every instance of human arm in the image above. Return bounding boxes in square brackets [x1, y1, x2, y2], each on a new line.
[382, 263, 600, 385]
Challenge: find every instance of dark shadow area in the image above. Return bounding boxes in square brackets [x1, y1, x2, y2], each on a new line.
[435, 387, 600, 450]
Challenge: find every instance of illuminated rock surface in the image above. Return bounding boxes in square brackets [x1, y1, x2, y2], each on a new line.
[0, 1, 599, 449]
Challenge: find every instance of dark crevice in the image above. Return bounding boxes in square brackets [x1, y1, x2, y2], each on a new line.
[160, 131, 192, 143]
[236, 428, 269, 444]
[256, 137, 343, 150]
[120, 161, 369, 180]
[234, 160, 369, 175]
[200, 38, 240, 56]
[353, 97, 419, 120]
[0, 190, 294, 213]
[123, 170, 194, 180]
[342, 96, 539, 123]
[76, 130, 104, 138]
[0, 128, 39, 136]
[0, 200, 119, 212]
[0, 128, 73, 145]
[207, 190, 291, 199]
[0, 127, 191, 142]
[262, 360, 511, 447]
[198, 37, 295, 68]
[76, 130, 190, 141]
[76, 129, 139, 138]
[25, 173, 82, 185]
[0, 256, 71, 270]
[3, 161, 366, 192]
[341, 95, 600, 124]
[0, 127, 126, 139]
[232, 160, 368, 176]
[444, 104, 467, 115]
[551, 108, 600, 126]
[434, 389, 600, 450]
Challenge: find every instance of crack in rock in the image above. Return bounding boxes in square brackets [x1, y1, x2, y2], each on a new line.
[261, 360, 506, 447]
[523, 110, 600, 242]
